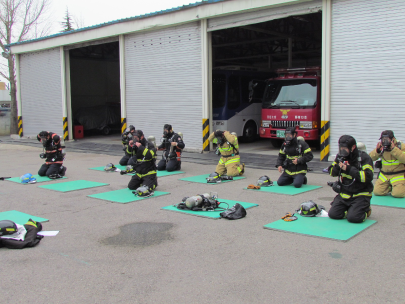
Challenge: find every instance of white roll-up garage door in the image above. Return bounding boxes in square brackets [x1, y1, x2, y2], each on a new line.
[330, 0, 405, 155]
[20, 48, 62, 137]
[124, 22, 202, 149]
[208, 0, 322, 31]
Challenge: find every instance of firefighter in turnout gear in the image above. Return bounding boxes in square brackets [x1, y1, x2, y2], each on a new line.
[157, 124, 185, 171]
[119, 125, 137, 166]
[37, 131, 67, 178]
[208, 130, 244, 177]
[276, 127, 313, 188]
[126, 130, 158, 194]
[369, 130, 405, 198]
[328, 135, 374, 223]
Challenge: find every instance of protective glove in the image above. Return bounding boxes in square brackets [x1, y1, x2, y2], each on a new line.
[247, 184, 260, 190]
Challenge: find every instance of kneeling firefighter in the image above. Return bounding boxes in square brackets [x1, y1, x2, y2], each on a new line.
[208, 130, 244, 177]
[369, 130, 405, 198]
[126, 130, 158, 195]
[327, 135, 374, 223]
[157, 124, 185, 171]
[37, 131, 66, 178]
[276, 127, 313, 188]
[119, 125, 137, 166]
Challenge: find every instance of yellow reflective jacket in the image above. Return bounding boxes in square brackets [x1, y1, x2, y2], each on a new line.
[208, 131, 239, 157]
[369, 142, 405, 176]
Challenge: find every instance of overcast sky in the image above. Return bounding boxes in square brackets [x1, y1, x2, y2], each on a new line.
[50, 0, 197, 32]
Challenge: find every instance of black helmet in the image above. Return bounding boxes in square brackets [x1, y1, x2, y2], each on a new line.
[206, 172, 221, 183]
[104, 163, 116, 172]
[128, 125, 135, 132]
[299, 201, 322, 217]
[257, 175, 273, 187]
[38, 131, 49, 138]
[0, 220, 18, 236]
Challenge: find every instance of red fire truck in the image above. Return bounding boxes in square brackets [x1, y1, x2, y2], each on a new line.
[258, 67, 321, 147]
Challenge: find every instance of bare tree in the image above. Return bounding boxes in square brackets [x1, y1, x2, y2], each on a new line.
[0, 0, 50, 135]
[72, 13, 85, 29]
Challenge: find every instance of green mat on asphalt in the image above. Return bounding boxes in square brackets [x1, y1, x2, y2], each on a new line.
[179, 174, 245, 184]
[6, 175, 67, 184]
[89, 166, 184, 177]
[88, 188, 170, 204]
[371, 195, 405, 208]
[0, 210, 49, 225]
[162, 199, 258, 219]
[38, 180, 109, 192]
[157, 170, 185, 177]
[264, 214, 377, 241]
[89, 164, 127, 172]
[244, 182, 322, 195]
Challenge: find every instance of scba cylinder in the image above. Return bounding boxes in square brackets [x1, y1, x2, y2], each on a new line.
[185, 193, 211, 209]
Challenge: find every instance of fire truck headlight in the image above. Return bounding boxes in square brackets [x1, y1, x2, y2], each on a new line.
[262, 120, 271, 128]
[299, 121, 313, 129]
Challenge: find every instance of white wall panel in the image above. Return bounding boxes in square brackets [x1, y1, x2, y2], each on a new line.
[330, 0, 405, 155]
[124, 22, 202, 149]
[20, 48, 63, 137]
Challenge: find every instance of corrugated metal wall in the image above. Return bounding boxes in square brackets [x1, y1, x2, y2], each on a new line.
[124, 22, 202, 149]
[207, 0, 322, 31]
[330, 0, 405, 155]
[20, 48, 62, 137]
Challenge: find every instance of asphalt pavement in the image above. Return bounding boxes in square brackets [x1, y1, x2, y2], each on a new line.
[0, 139, 404, 303]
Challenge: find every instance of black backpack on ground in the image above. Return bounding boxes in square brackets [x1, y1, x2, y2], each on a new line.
[220, 203, 247, 220]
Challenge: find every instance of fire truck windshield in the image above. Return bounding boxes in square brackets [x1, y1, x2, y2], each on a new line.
[262, 79, 317, 109]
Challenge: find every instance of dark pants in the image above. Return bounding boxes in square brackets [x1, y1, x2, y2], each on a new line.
[38, 163, 63, 177]
[277, 172, 306, 188]
[328, 195, 371, 223]
[128, 173, 158, 191]
[157, 158, 180, 172]
[119, 155, 136, 166]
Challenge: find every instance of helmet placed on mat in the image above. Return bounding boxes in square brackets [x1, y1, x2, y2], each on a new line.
[133, 186, 154, 197]
[20, 173, 37, 184]
[126, 165, 134, 173]
[299, 201, 321, 217]
[104, 163, 116, 172]
[206, 172, 221, 183]
[257, 175, 273, 187]
[0, 220, 18, 236]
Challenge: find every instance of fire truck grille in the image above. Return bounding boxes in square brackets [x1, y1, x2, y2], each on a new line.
[271, 120, 300, 129]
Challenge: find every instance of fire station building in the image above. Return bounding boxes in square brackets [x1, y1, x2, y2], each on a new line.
[7, 0, 405, 160]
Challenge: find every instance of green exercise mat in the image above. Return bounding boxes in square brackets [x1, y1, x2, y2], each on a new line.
[245, 182, 322, 195]
[38, 180, 109, 192]
[179, 174, 245, 184]
[0, 210, 49, 225]
[264, 214, 377, 242]
[88, 188, 170, 204]
[371, 195, 405, 208]
[162, 199, 258, 219]
[156, 170, 185, 177]
[89, 164, 127, 172]
[6, 175, 67, 184]
[89, 165, 184, 177]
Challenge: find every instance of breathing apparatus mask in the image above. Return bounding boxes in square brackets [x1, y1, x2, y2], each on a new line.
[284, 127, 296, 146]
[214, 130, 224, 145]
[163, 124, 172, 139]
[38, 131, 49, 147]
[337, 135, 357, 162]
[381, 134, 392, 152]
[337, 146, 350, 162]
